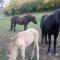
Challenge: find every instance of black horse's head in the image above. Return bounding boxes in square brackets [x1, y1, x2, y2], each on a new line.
[27, 15, 37, 24]
[54, 9, 60, 25]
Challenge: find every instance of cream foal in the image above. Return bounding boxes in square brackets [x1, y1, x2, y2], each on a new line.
[8, 28, 39, 60]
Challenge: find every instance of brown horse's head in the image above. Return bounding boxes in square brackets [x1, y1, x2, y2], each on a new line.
[32, 16, 37, 24]
[27, 15, 37, 24]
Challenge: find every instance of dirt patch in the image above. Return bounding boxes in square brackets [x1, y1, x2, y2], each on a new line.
[0, 30, 60, 60]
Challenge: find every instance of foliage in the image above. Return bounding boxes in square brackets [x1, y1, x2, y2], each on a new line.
[37, 2, 54, 11]
[19, 2, 38, 14]
[4, 1, 60, 16]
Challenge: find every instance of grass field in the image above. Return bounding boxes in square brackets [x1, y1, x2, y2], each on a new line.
[1, 12, 60, 60]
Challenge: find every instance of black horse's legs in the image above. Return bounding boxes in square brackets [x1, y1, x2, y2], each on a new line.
[53, 34, 58, 54]
[14, 23, 16, 31]
[41, 32, 44, 44]
[48, 34, 51, 53]
[45, 34, 48, 44]
[24, 24, 27, 30]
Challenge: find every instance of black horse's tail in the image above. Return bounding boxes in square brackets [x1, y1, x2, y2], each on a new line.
[40, 15, 48, 28]
[41, 15, 47, 22]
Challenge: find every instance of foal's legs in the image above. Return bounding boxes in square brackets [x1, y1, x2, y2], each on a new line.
[21, 47, 25, 60]
[35, 34, 39, 60]
[48, 34, 51, 53]
[9, 45, 18, 60]
[31, 43, 35, 59]
[35, 42, 39, 60]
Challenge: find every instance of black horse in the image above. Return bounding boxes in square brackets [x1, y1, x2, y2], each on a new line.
[40, 9, 60, 55]
[10, 15, 37, 31]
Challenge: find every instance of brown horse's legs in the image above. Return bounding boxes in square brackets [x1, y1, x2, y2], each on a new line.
[10, 24, 13, 31]
[24, 24, 27, 30]
[14, 23, 16, 31]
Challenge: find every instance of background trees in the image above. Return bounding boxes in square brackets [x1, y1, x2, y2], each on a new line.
[3, 0, 60, 16]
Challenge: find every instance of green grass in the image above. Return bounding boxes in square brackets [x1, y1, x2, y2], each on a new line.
[0, 12, 51, 60]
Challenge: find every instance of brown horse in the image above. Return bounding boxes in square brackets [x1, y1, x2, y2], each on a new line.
[10, 15, 37, 31]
